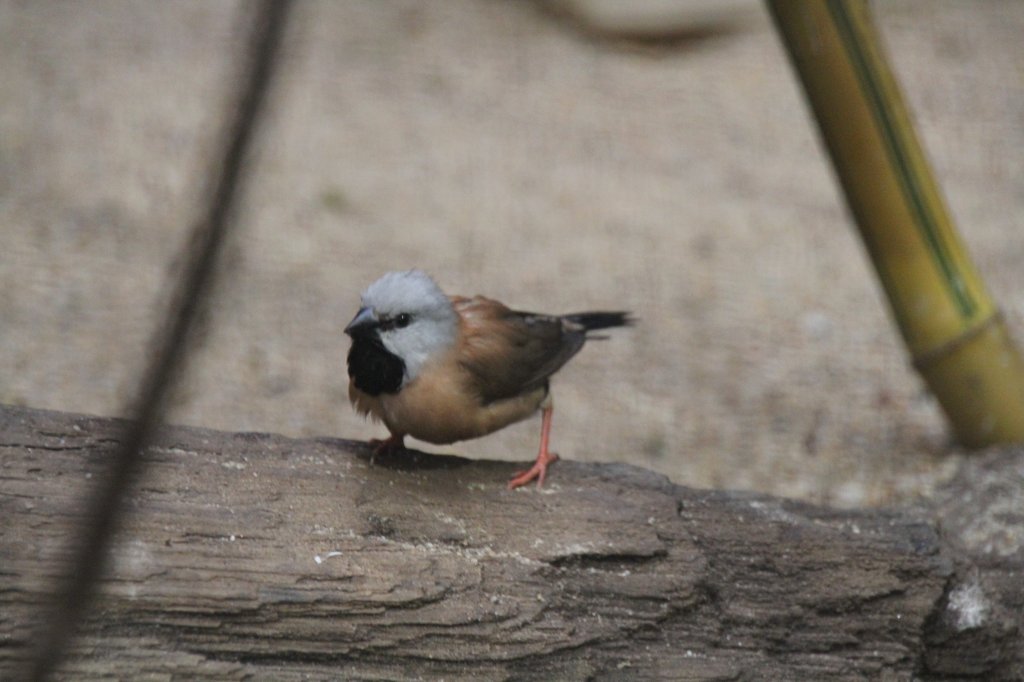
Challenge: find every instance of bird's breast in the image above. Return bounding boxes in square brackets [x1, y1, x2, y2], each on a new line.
[347, 337, 405, 396]
[371, 353, 547, 445]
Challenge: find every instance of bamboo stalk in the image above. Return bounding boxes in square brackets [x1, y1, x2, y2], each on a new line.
[767, 0, 1024, 446]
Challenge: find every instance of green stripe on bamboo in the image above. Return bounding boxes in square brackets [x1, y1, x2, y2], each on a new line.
[767, 0, 1024, 446]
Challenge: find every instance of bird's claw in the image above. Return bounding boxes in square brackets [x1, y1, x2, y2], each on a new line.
[368, 435, 405, 464]
[507, 451, 560, 490]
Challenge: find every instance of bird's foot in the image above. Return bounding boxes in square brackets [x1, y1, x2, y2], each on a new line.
[368, 434, 405, 465]
[507, 450, 560, 490]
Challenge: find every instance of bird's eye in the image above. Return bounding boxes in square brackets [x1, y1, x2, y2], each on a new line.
[395, 313, 412, 328]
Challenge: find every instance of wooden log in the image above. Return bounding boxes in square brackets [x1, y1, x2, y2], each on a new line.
[1, 404, 1021, 679]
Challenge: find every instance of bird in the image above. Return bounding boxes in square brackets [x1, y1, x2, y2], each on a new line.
[344, 270, 631, 489]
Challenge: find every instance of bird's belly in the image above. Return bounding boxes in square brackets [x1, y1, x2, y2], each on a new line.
[380, 377, 546, 445]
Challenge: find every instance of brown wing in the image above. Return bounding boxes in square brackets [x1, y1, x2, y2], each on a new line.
[452, 295, 587, 404]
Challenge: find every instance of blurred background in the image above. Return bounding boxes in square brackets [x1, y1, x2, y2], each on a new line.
[2, 0, 1022, 507]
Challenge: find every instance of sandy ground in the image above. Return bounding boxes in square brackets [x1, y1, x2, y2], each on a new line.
[2, 1, 1022, 507]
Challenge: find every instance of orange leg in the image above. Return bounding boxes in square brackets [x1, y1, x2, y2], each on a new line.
[507, 403, 559, 490]
[368, 433, 405, 464]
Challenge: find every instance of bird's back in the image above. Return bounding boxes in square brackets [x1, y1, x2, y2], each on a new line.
[453, 296, 630, 404]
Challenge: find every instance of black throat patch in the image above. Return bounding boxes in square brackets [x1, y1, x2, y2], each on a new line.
[347, 336, 405, 396]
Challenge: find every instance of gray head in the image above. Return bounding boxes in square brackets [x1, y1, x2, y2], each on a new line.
[345, 270, 458, 383]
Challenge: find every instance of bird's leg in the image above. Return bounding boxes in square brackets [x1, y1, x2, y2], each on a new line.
[368, 433, 405, 464]
[508, 401, 559, 490]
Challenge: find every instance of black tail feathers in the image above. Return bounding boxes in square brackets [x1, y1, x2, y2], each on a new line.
[564, 311, 633, 333]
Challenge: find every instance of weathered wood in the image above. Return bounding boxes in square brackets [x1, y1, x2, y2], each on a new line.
[0, 404, 1021, 680]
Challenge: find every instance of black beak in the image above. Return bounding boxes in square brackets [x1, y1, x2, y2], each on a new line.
[344, 306, 378, 337]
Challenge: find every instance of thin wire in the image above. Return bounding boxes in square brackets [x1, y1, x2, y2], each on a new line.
[23, 2, 293, 679]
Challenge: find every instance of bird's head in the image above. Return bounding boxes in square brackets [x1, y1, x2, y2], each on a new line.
[345, 270, 458, 381]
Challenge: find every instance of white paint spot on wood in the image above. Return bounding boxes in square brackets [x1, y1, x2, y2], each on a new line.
[948, 580, 989, 631]
[314, 550, 344, 564]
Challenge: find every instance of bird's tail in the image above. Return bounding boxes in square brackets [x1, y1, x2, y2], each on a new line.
[564, 311, 633, 334]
